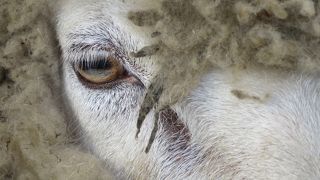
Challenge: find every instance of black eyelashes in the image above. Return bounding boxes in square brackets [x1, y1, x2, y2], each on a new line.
[77, 58, 113, 71]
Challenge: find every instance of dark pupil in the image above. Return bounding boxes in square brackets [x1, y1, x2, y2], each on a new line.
[79, 59, 112, 70]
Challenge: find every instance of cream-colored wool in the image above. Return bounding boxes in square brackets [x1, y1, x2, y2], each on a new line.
[131, 0, 320, 107]
[0, 0, 111, 179]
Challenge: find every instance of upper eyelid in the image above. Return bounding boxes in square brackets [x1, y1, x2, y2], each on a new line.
[64, 46, 111, 64]
[63, 28, 132, 61]
[62, 28, 145, 76]
[63, 42, 128, 66]
[62, 20, 138, 65]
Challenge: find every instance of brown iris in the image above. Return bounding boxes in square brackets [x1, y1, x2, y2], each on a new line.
[75, 56, 124, 85]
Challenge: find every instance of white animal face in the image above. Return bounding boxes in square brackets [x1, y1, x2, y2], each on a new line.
[57, 0, 320, 179]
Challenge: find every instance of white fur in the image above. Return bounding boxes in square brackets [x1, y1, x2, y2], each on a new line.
[57, 0, 320, 179]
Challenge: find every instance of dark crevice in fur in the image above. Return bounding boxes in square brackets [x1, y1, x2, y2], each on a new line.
[144, 107, 191, 153]
[160, 108, 191, 151]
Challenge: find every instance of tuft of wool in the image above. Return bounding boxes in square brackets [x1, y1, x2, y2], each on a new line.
[130, 0, 320, 108]
[0, 0, 112, 179]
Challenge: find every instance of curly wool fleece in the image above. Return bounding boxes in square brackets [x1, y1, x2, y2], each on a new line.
[130, 0, 320, 107]
[0, 0, 112, 179]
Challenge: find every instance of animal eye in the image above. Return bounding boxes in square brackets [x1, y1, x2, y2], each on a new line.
[75, 56, 125, 85]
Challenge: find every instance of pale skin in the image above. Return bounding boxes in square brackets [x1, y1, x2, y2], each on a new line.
[57, 0, 320, 179]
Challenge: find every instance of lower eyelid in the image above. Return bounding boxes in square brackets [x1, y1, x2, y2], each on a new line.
[76, 76, 144, 90]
